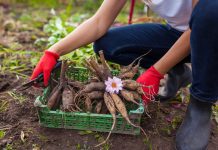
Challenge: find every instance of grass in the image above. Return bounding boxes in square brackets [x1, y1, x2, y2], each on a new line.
[0, 47, 41, 77]
[143, 137, 153, 150]
[0, 0, 148, 76]
[7, 91, 27, 104]
[5, 144, 13, 150]
[0, 100, 9, 112]
[0, 130, 6, 139]
[213, 105, 218, 125]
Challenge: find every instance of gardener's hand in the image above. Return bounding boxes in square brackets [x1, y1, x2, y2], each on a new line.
[31, 50, 59, 86]
[136, 66, 164, 105]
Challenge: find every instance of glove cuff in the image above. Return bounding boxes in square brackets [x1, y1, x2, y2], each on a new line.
[149, 66, 164, 79]
[45, 50, 60, 59]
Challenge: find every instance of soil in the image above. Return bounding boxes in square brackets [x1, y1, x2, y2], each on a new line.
[0, 3, 218, 150]
[0, 82, 217, 150]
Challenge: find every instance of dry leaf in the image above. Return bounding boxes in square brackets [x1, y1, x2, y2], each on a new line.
[20, 131, 25, 142]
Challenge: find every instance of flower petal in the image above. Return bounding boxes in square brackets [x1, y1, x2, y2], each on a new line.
[105, 76, 123, 94]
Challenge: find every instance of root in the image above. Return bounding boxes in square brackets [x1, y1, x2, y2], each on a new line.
[125, 117, 148, 139]
[73, 91, 83, 111]
[95, 114, 116, 147]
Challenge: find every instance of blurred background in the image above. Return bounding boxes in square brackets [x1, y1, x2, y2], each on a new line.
[0, 0, 162, 76]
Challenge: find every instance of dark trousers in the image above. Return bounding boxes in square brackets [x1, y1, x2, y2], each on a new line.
[94, 23, 190, 69]
[189, 0, 218, 103]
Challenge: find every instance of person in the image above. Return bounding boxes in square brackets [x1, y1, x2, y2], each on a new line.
[31, 0, 217, 149]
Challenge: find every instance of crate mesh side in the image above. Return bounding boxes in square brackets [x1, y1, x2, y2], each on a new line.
[38, 67, 143, 135]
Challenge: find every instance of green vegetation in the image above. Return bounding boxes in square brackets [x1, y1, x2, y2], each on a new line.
[2, 0, 103, 10]
[0, 100, 9, 112]
[0, 47, 41, 77]
[1, 0, 146, 71]
[0, 130, 6, 139]
[213, 105, 218, 124]
[7, 91, 27, 103]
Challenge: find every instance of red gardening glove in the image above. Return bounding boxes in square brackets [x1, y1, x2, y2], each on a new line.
[136, 66, 164, 105]
[31, 50, 59, 86]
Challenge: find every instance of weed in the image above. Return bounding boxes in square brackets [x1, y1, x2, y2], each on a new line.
[0, 130, 6, 139]
[0, 100, 9, 112]
[7, 91, 26, 103]
[75, 143, 91, 150]
[36, 11, 95, 67]
[0, 47, 41, 77]
[94, 132, 111, 149]
[213, 105, 218, 125]
[143, 137, 153, 150]
[5, 143, 13, 150]
[78, 130, 93, 136]
[76, 143, 81, 150]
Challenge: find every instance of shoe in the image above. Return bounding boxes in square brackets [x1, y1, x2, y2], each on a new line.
[157, 64, 192, 101]
[176, 95, 212, 150]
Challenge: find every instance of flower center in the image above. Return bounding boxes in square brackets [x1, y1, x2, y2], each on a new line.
[111, 82, 117, 88]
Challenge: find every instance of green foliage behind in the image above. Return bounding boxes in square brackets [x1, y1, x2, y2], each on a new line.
[34, 8, 95, 67]
[2, 0, 103, 10]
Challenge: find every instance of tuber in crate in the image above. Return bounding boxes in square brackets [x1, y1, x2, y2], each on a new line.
[35, 67, 144, 135]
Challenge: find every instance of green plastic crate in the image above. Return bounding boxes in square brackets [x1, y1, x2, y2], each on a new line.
[36, 67, 144, 135]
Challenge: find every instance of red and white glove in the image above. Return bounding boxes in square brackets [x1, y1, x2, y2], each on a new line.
[31, 50, 59, 86]
[136, 66, 164, 105]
